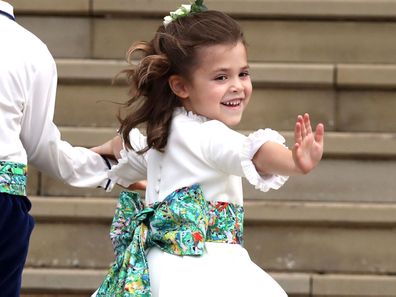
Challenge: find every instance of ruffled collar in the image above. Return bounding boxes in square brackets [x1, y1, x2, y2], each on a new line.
[174, 107, 209, 123]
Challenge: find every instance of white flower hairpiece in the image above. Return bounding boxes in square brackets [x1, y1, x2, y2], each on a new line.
[163, 0, 207, 27]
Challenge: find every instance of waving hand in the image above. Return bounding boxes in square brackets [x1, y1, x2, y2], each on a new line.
[292, 113, 324, 174]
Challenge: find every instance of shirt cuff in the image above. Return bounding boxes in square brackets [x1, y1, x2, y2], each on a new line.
[101, 156, 115, 191]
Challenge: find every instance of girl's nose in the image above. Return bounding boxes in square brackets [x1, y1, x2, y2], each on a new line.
[230, 78, 244, 92]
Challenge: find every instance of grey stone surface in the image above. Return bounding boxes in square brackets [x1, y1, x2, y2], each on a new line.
[18, 17, 91, 58]
[92, 19, 160, 59]
[21, 268, 311, 296]
[243, 159, 396, 203]
[27, 166, 39, 196]
[338, 64, 396, 89]
[54, 85, 125, 128]
[244, 20, 396, 63]
[26, 221, 114, 269]
[312, 274, 396, 297]
[338, 90, 396, 132]
[13, 0, 89, 14]
[245, 224, 396, 273]
[92, 0, 396, 19]
[91, 18, 396, 63]
[236, 88, 335, 131]
[251, 62, 334, 87]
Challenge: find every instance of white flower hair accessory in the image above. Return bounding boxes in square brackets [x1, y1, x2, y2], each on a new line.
[163, 0, 208, 27]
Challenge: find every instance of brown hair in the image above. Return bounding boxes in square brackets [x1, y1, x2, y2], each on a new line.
[119, 10, 246, 153]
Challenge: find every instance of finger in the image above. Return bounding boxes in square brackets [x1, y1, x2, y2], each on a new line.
[304, 113, 313, 135]
[298, 115, 306, 138]
[128, 181, 147, 191]
[294, 120, 302, 144]
[314, 123, 325, 144]
[90, 146, 99, 153]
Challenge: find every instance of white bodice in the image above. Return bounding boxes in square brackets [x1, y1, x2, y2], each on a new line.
[108, 107, 288, 205]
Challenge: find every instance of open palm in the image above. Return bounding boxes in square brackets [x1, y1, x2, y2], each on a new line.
[292, 113, 324, 174]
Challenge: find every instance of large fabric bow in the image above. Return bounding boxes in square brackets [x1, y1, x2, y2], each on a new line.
[96, 184, 210, 296]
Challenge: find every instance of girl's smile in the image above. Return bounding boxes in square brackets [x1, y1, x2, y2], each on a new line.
[221, 98, 243, 108]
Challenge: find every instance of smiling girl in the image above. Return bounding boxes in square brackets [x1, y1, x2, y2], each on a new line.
[92, 1, 324, 296]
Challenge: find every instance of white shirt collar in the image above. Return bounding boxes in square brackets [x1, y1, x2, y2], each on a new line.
[174, 106, 209, 123]
[0, 1, 14, 19]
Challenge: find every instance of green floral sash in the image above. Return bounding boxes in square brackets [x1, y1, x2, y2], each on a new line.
[96, 184, 244, 296]
[0, 161, 27, 196]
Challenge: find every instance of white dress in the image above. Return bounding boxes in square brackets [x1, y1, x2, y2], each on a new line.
[105, 107, 289, 297]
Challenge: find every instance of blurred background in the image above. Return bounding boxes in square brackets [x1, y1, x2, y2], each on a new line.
[14, 0, 396, 296]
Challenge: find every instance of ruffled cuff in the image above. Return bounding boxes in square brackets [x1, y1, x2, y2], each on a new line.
[106, 129, 147, 192]
[240, 128, 289, 192]
[105, 149, 131, 192]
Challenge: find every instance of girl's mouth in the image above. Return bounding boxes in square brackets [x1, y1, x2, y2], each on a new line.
[221, 99, 242, 107]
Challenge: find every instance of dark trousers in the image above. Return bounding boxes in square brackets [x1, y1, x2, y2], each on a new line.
[0, 193, 35, 297]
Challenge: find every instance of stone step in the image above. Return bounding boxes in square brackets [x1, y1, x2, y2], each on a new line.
[21, 268, 396, 297]
[14, 14, 396, 63]
[13, 0, 396, 20]
[23, 198, 396, 296]
[20, 268, 308, 297]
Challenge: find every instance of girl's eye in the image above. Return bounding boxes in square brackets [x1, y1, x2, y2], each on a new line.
[240, 71, 250, 77]
[215, 75, 227, 81]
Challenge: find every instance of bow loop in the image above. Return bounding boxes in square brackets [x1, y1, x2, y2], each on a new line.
[150, 184, 209, 255]
[110, 191, 153, 257]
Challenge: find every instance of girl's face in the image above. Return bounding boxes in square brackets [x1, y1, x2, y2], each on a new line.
[181, 41, 252, 126]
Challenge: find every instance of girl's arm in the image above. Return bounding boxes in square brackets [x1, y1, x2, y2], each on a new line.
[252, 113, 324, 176]
[91, 135, 147, 190]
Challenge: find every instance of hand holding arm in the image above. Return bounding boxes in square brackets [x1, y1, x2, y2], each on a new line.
[252, 113, 324, 176]
[91, 134, 148, 191]
[91, 135, 123, 160]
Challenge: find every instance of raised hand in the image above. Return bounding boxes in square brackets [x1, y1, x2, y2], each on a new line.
[292, 113, 324, 174]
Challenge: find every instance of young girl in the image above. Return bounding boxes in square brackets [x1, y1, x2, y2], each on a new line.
[93, 1, 324, 296]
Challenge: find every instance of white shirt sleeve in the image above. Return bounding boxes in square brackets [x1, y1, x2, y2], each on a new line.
[107, 129, 147, 190]
[20, 40, 110, 188]
[201, 120, 289, 192]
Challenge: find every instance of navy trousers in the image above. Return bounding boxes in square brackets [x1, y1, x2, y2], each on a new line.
[0, 193, 35, 297]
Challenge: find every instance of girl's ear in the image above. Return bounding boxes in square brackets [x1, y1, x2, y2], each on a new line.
[168, 75, 189, 99]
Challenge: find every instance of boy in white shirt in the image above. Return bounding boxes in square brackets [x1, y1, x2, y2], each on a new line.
[0, 2, 111, 295]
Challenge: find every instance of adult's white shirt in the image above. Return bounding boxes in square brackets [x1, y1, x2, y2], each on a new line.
[0, 1, 110, 188]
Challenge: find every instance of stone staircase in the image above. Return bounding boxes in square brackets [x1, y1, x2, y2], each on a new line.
[12, 0, 396, 296]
